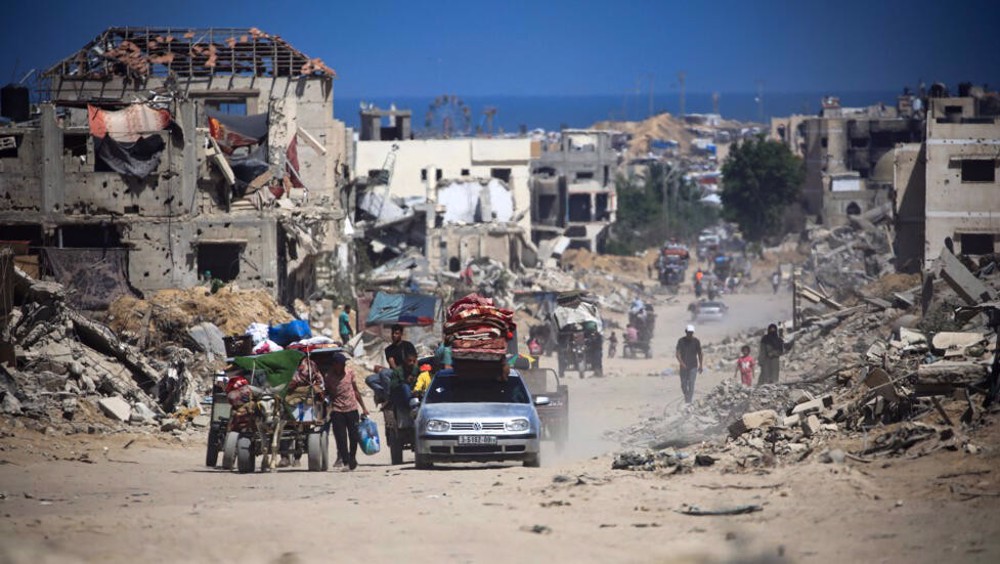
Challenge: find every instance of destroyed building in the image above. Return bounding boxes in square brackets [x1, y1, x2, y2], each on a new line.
[0, 27, 350, 307]
[894, 95, 1000, 270]
[350, 108, 536, 276]
[530, 129, 618, 253]
[771, 95, 924, 226]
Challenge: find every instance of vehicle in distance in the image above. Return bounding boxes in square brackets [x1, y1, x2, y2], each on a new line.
[414, 368, 548, 469]
[689, 300, 728, 322]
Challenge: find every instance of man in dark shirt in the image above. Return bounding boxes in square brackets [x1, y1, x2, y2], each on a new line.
[366, 324, 417, 406]
[675, 324, 703, 404]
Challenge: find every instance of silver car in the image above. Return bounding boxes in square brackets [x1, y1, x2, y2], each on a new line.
[414, 369, 548, 469]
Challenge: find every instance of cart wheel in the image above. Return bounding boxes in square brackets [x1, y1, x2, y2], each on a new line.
[222, 431, 239, 470]
[205, 427, 221, 467]
[307, 432, 323, 472]
[523, 452, 541, 468]
[320, 431, 330, 471]
[236, 437, 255, 474]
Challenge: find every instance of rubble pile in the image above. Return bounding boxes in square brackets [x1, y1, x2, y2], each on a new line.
[107, 286, 293, 353]
[613, 244, 1000, 475]
[1, 266, 210, 434]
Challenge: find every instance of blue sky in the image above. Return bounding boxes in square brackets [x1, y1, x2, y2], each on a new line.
[1, 0, 997, 98]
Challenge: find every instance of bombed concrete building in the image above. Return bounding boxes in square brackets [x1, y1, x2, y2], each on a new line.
[771, 95, 924, 226]
[350, 108, 536, 276]
[894, 94, 1000, 271]
[0, 27, 349, 308]
[530, 129, 618, 253]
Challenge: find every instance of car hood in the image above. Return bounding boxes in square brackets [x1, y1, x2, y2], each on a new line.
[419, 402, 538, 421]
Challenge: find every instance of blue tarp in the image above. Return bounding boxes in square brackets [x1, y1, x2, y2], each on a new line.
[366, 292, 438, 326]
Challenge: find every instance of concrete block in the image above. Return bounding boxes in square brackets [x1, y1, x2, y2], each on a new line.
[728, 409, 779, 437]
[98, 396, 132, 422]
[188, 322, 227, 359]
[791, 395, 833, 415]
[801, 415, 821, 437]
[938, 248, 996, 305]
[789, 389, 815, 405]
[131, 402, 157, 424]
[782, 414, 801, 427]
[191, 415, 210, 428]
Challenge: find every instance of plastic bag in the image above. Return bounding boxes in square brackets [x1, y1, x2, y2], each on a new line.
[358, 416, 380, 455]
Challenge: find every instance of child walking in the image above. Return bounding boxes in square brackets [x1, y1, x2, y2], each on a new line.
[734, 345, 756, 387]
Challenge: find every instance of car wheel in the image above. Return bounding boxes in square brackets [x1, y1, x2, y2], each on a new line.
[523, 452, 541, 468]
[414, 452, 433, 470]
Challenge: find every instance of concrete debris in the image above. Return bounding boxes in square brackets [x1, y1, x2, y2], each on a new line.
[614, 227, 1000, 475]
[98, 397, 132, 422]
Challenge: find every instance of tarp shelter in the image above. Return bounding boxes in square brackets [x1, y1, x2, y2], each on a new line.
[366, 292, 438, 326]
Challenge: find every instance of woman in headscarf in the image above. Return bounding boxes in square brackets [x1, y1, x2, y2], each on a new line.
[758, 323, 785, 385]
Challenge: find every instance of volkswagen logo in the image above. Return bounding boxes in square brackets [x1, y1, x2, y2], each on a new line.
[473, 422, 482, 431]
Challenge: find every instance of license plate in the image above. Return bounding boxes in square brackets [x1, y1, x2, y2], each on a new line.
[458, 435, 497, 445]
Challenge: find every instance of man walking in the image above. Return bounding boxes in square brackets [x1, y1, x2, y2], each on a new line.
[675, 324, 703, 404]
[339, 305, 353, 344]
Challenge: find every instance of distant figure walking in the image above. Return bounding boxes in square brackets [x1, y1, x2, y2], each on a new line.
[771, 271, 781, 294]
[339, 305, 353, 343]
[758, 324, 785, 385]
[608, 332, 618, 359]
[675, 324, 703, 403]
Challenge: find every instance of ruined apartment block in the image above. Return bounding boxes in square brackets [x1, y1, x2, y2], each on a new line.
[530, 129, 618, 253]
[894, 96, 1000, 270]
[0, 27, 349, 307]
[351, 112, 535, 273]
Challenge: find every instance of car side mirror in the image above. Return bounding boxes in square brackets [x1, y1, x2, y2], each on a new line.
[534, 396, 551, 406]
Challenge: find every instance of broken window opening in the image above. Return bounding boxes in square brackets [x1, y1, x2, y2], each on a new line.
[58, 224, 123, 248]
[197, 243, 244, 282]
[850, 137, 868, 148]
[845, 202, 862, 216]
[565, 226, 587, 237]
[448, 256, 461, 272]
[959, 233, 995, 255]
[595, 193, 609, 221]
[535, 166, 556, 177]
[603, 165, 610, 186]
[490, 168, 511, 184]
[960, 159, 996, 183]
[205, 100, 248, 116]
[567, 194, 592, 222]
[420, 169, 428, 181]
[820, 137, 828, 149]
[0, 134, 21, 158]
[576, 171, 594, 181]
[461, 168, 470, 176]
[435, 169, 443, 181]
[64, 134, 88, 158]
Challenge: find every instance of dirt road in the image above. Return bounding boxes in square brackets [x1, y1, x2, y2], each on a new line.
[2, 289, 999, 563]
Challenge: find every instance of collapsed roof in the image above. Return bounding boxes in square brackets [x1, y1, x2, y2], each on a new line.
[44, 27, 336, 80]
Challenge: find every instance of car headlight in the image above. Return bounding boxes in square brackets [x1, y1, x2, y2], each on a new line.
[505, 418, 530, 432]
[426, 419, 450, 433]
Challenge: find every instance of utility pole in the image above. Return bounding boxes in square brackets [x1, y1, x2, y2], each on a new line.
[755, 80, 765, 124]
[648, 74, 655, 118]
[677, 71, 686, 118]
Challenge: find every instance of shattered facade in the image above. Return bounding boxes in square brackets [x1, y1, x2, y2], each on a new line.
[895, 96, 1000, 270]
[530, 129, 618, 253]
[771, 96, 923, 226]
[0, 27, 350, 306]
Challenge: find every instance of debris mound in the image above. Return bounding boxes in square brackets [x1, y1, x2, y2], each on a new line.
[107, 286, 293, 350]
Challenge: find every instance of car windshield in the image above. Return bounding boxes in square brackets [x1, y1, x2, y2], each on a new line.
[425, 374, 530, 404]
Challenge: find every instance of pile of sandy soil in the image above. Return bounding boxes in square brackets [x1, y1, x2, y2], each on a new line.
[107, 286, 293, 343]
[859, 272, 922, 300]
[560, 248, 653, 283]
[592, 112, 695, 156]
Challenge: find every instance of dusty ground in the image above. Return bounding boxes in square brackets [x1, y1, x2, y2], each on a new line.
[2, 287, 999, 563]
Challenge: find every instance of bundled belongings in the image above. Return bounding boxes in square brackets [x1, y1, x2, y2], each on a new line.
[444, 293, 516, 360]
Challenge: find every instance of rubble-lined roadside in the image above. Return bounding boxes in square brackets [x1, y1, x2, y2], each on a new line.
[612, 223, 999, 477]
